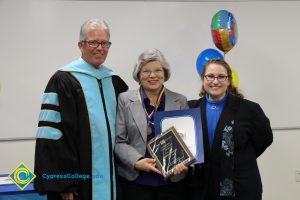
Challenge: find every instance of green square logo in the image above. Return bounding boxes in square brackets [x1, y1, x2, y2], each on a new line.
[8, 162, 36, 190]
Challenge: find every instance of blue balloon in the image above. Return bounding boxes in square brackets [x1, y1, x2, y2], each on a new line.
[196, 48, 224, 75]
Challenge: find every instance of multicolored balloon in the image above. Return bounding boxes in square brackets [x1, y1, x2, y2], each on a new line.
[230, 66, 239, 88]
[211, 10, 237, 54]
[196, 48, 224, 76]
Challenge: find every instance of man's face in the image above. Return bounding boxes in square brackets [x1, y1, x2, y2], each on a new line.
[78, 28, 110, 68]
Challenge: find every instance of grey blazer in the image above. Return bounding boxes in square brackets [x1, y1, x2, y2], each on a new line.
[115, 88, 188, 181]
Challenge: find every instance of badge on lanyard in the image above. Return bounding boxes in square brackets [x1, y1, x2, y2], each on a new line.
[146, 122, 153, 135]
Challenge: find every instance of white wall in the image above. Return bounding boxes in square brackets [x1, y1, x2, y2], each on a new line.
[0, 140, 36, 175]
[0, 1, 300, 199]
[258, 129, 300, 200]
[1, 0, 300, 139]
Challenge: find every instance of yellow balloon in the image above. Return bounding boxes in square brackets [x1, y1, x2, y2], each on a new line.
[230, 66, 239, 88]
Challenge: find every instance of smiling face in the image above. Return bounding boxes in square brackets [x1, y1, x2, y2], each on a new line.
[203, 63, 230, 101]
[139, 61, 165, 94]
[78, 28, 110, 68]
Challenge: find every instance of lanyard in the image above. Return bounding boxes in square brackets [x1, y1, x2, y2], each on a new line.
[137, 86, 165, 121]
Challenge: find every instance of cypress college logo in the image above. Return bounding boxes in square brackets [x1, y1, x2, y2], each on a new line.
[8, 162, 36, 190]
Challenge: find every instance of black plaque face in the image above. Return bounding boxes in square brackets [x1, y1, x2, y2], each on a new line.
[147, 126, 195, 177]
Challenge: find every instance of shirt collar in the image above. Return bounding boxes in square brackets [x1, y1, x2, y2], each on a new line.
[140, 85, 165, 106]
[206, 93, 228, 105]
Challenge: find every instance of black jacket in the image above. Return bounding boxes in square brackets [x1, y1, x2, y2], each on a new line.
[186, 94, 273, 200]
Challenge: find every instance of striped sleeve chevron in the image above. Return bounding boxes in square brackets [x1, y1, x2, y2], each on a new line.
[36, 92, 63, 140]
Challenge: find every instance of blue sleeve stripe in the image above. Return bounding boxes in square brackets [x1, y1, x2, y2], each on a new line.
[36, 127, 63, 140]
[42, 92, 59, 106]
[38, 110, 61, 123]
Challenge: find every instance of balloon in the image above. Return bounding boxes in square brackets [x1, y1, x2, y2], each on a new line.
[211, 10, 238, 54]
[196, 48, 224, 76]
[230, 66, 239, 88]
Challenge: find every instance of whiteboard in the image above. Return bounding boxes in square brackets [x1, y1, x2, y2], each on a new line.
[0, 0, 299, 139]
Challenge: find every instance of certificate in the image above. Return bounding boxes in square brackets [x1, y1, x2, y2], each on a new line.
[147, 126, 195, 177]
[154, 108, 204, 164]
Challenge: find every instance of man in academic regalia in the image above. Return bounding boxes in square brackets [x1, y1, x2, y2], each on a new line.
[34, 19, 128, 200]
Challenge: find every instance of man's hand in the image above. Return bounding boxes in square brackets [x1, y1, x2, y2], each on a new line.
[60, 192, 78, 200]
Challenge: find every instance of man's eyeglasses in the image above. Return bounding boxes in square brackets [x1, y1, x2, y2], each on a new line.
[204, 74, 228, 82]
[81, 40, 112, 48]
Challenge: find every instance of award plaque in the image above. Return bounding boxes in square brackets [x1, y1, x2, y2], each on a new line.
[147, 126, 195, 177]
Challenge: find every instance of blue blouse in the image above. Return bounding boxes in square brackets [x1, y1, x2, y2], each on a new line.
[205, 93, 228, 149]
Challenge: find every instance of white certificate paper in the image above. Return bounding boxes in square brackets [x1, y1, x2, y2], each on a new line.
[154, 108, 204, 164]
[0, 176, 13, 185]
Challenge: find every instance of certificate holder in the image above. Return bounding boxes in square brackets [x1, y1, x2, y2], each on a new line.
[154, 108, 204, 164]
[147, 126, 195, 177]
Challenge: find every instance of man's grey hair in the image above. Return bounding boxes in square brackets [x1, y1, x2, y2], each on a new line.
[132, 49, 171, 82]
[79, 19, 110, 41]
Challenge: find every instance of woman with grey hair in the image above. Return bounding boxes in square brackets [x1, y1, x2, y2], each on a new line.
[115, 49, 188, 200]
[132, 49, 171, 82]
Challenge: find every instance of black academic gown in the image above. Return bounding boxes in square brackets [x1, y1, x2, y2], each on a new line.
[34, 70, 128, 200]
[186, 94, 273, 200]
